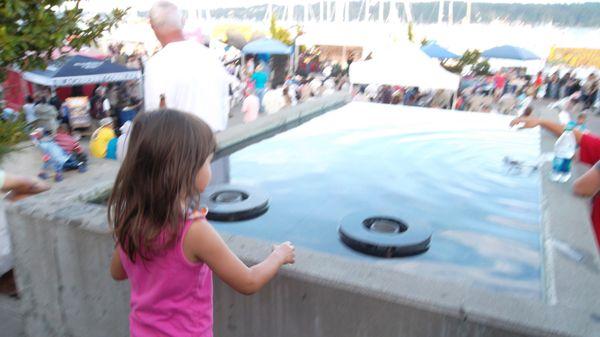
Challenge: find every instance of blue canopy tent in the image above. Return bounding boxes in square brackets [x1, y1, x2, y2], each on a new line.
[481, 45, 540, 60]
[242, 38, 292, 55]
[421, 42, 460, 59]
[23, 55, 141, 87]
[242, 38, 294, 86]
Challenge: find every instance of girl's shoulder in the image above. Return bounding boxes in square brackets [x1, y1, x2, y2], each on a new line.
[182, 215, 220, 264]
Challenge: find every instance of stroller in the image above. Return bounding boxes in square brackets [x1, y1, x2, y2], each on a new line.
[30, 129, 87, 182]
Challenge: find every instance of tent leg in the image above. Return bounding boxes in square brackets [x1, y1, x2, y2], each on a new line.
[451, 91, 457, 110]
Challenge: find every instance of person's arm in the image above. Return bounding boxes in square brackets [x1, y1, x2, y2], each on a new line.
[1, 172, 50, 201]
[509, 116, 584, 144]
[185, 219, 294, 295]
[110, 248, 128, 281]
[573, 166, 600, 198]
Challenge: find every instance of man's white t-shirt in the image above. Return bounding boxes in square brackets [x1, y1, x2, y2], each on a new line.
[144, 40, 230, 132]
[102, 98, 111, 113]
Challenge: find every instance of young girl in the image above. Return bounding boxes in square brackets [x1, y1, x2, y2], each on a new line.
[108, 109, 295, 337]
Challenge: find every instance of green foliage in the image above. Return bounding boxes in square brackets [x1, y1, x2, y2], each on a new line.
[0, 0, 127, 82]
[407, 22, 414, 42]
[471, 59, 491, 76]
[420, 38, 429, 47]
[0, 119, 28, 145]
[0, 118, 28, 161]
[269, 14, 294, 46]
[443, 49, 489, 75]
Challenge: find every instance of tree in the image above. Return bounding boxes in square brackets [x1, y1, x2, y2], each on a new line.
[471, 59, 491, 76]
[269, 15, 293, 46]
[0, 0, 127, 82]
[443, 49, 487, 75]
[407, 22, 414, 42]
[420, 37, 429, 47]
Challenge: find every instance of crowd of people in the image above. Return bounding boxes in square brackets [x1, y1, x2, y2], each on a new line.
[225, 52, 351, 123]
[457, 69, 600, 115]
[353, 84, 453, 109]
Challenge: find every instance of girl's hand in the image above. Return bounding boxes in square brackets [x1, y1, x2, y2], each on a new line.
[510, 117, 539, 129]
[272, 241, 295, 265]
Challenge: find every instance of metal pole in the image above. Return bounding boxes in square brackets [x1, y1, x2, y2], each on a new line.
[345, 0, 350, 21]
[266, 3, 272, 23]
[404, 0, 412, 22]
[320, 1, 324, 22]
[304, 4, 309, 22]
[465, 0, 471, 24]
[330, 1, 335, 21]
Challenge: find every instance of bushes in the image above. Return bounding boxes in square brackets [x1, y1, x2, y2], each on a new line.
[0, 119, 28, 161]
[0, 119, 27, 144]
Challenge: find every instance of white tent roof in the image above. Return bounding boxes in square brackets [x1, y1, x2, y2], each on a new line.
[349, 43, 460, 91]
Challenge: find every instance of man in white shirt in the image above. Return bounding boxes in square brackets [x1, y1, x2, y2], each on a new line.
[145, 1, 230, 132]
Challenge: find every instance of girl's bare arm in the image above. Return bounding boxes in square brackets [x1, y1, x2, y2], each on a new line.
[184, 219, 294, 295]
[110, 248, 128, 281]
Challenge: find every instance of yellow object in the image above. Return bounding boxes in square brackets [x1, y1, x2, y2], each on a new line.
[90, 127, 116, 158]
[548, 47, 600, 68]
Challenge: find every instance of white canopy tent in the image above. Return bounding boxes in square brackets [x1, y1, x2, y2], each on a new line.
[349, 43, 460, 91]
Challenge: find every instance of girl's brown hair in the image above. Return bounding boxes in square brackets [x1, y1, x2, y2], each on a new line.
[108, 109, 216, 262]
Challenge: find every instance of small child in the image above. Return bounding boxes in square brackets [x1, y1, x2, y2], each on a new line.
[30, 128, 86, 181]
[567, 112, 587, 132]
[109, 110, 295, 337]
[576, 112, 587, 131]
[54, 124, 88, 168]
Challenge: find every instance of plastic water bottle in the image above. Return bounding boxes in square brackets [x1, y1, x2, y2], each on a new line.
[551, 126, 576, 183]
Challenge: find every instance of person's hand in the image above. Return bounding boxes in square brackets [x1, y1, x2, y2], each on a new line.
[272, 241, 295, 265]
[509, 116, 539, 129]
[3, 175, 51, 201]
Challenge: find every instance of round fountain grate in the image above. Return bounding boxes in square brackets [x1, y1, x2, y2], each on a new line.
[201, 184, 269, 222]
[339, 211, 432, 258]
[212, 190, 249, 204]
[363, 217, 408, 234]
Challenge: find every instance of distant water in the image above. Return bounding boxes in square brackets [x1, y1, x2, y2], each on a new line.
[211, 102, 543, 298]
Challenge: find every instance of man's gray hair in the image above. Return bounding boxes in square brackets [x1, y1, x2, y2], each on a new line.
[149, 1, 184, 31]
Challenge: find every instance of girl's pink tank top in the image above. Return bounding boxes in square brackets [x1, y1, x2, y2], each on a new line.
[118, 219, 213, 337]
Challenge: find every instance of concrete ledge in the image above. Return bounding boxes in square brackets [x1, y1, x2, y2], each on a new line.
[216, 92, 350, 157]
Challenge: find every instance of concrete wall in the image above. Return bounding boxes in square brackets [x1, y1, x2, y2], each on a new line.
[7, 201, 595, 337]
[6, 98, 600, 337]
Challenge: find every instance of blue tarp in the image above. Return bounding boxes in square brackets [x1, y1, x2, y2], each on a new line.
[23, 55, 141, 87]
[421, 43, 460, 59]
[482, 45, 540, 60]
[242, 38, 292, 55]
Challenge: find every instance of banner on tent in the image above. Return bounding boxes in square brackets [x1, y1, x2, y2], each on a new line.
[23, 71, 141, 87]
